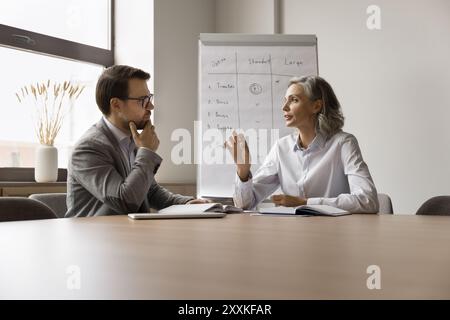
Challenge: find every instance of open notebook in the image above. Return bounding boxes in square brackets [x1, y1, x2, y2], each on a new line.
[159, 203, 243, 214]
[258, 204, 350, 217]
[128, 203, 243, 220]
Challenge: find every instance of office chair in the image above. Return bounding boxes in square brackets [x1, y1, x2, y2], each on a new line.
[416, 196, 450, 216]
[0, 197, 57, 222]
[377, 193, 394, 214]
[29, 193, 67, 218]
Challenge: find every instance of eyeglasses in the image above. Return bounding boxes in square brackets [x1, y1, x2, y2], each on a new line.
[121, 94, 154, 108]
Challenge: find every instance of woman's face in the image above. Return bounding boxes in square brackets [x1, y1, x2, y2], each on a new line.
[282, 83, 321, 129]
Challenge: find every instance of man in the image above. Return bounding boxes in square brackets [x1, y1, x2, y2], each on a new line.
[66, 65, 207, 217]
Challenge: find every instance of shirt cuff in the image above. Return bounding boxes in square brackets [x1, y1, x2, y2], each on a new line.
[307, 197, 322, 205]
[235, 172, 252, 188]
[183, 197, 196, 204]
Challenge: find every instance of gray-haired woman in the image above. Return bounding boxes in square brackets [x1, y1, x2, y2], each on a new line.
[226, 75, 379, 213]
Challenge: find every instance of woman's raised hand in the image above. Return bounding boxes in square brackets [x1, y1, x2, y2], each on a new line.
[225, 131, 251, 181]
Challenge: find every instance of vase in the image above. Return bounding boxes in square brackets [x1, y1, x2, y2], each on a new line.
[35, 145, 58, 182]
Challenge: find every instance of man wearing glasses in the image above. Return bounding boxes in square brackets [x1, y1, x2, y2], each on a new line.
[66, 65, 208, 217]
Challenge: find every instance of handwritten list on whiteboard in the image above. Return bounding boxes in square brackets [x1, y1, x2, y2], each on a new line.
[198, 36, 318, 198]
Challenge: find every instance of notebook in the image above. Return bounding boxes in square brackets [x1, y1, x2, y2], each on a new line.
[258, 204, 350, 217]
[128, 203, 243, 220]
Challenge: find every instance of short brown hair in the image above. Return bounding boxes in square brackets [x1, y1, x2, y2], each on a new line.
[95, 65, 150, 115]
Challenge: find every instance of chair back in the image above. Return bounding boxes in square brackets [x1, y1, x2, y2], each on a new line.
[0, 197, 57, 222]
[377, 193, 393, 214]
[416, 196, 450, 215]
[29, 193, 67, 218]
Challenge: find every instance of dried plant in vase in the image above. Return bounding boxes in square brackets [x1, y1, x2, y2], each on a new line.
[15, 80, 85, 182]
[15, 80, 85, 146]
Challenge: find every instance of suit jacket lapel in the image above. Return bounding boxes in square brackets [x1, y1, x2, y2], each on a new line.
[133, 146, 150, 212]
[97, 119, 150, 212]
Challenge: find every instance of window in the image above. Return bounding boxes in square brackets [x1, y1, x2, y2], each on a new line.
[0, 0, 111, 49]
[0, 0, 113, 64]
[0, 46, 104, 168]
[0, 0, 113, 168]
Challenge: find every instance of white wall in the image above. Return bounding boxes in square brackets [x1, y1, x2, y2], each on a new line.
[115, 0, 154, 90]
[281, 0, 450, 213]
[153, 0, 216, 183]
[216, 0, 277, 33]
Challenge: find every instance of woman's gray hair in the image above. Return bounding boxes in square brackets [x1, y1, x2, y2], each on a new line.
[289, 75, 344, 137]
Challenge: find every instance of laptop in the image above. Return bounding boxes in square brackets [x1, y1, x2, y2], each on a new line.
[128, 211, 226, 220]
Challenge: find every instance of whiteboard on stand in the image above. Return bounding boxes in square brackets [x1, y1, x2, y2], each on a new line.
[197, 34, 318, 199]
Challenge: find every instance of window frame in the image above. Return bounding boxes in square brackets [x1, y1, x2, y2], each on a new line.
[0, 0, 115, 67]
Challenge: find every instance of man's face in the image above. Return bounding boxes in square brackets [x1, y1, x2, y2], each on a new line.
[117, 78, 153, 130]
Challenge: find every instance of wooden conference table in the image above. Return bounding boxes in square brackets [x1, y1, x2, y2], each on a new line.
[0, 213, 449, 299]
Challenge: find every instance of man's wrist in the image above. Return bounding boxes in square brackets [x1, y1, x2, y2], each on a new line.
[140, 146, 158, 152]
[136, 147, 162, 174]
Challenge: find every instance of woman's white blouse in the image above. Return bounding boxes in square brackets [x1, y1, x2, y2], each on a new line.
[233, 131, 379, 213]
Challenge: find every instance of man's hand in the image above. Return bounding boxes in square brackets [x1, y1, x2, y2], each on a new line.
[186, 198, 213, 204]
[129, 120, 159, 151]
[271, 194, 307, 207]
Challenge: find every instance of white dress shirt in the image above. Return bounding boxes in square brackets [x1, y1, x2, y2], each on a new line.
[103, 117, 136, 170]
[233, 130, 379, 213]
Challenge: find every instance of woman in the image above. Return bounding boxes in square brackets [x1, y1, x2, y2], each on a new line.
[226, 75, 379, 213]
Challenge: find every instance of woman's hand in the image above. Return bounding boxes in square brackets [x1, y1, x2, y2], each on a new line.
[271, 194, 307, 207]
[225, 131, 251, 181]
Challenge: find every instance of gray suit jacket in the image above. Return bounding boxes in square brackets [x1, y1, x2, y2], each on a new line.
[65, 118, 193, 217]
